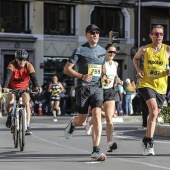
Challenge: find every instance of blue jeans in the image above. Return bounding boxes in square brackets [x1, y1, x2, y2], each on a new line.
[125, 94, 131, 115]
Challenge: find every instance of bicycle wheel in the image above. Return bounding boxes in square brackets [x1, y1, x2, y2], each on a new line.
[19, 109, 25, 151]
[12, 117, 18, 148]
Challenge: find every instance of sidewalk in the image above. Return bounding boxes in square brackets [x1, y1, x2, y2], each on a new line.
[112, 115, 142, 123]
[31, 113, 170, 137]
[112, 115, 170, 137]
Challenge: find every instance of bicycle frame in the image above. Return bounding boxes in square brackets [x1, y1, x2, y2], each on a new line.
[11, 92, 27, 131]
[10, 89, 34, 151]
[12, 97, 27, 130]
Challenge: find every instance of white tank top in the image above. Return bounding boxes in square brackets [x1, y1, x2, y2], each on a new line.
[102, 61, 117, 89]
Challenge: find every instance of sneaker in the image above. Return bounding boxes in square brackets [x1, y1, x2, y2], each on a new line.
[25, 126, 33, 135]
[6, 116, 12, 128]
[141, 138, 155, 156]
[57, 107, 61, 116]
[64, 117, 75, 139]
[107, 142, 117, 152]
[84, 117, 92, 135]
[53, 117, 58, 122]
[138, 126, 147, 130]
[91, 151, 106, 161]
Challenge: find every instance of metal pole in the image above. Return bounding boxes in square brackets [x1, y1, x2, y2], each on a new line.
[138, 0, 141, 49]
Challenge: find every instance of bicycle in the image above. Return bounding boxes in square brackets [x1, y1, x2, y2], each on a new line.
[9, 89, 36, 151]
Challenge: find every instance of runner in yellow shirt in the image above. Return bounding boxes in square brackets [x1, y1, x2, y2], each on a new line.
[133, 25, 170, 156]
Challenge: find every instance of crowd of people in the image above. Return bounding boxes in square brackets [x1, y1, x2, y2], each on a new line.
[1, 24, 170, 161]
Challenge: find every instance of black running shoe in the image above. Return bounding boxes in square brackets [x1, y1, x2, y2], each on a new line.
[6, 116, 12, 128]
[107, 142, 117, 152]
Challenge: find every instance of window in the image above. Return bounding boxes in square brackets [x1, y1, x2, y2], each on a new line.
[43, 57, 74, 87]
[44, 3, 75, 35]
[0, 0, 30, 33]
[91, 7, 125, 38]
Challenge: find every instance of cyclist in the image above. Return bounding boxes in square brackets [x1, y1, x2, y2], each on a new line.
[3, 49, 40, 135]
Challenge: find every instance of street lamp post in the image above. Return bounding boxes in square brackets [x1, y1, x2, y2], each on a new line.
[138, 0, 141, 49]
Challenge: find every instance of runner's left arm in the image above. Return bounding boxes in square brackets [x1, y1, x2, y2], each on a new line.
[29, 72, 40, 92]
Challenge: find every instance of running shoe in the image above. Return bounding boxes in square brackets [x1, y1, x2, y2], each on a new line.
[64, 117, 75, 139]
[57, 107, 61, 116]
[25, 126, 33, 135]
[91, 151, 106, 161]
[107, 142, 117, 152]
[138, 126, 147, 130]
[84, 117, 92, 135]
[141, 138, 155, 156]
[6, 116, 12, 128]
[53, 117, 58, 122]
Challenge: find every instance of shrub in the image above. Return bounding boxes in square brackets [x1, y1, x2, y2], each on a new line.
[160, 106, 170, 123]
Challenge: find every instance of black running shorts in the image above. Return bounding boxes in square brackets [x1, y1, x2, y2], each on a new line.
[138, 87, 166, 109]
[103, 88, 118, 102]
[75, 86, 103, 114]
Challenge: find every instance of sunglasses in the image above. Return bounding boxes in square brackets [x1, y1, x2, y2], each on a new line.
[108, 51, 116, 54]
[18, 58, 27, 61]
[89, 31, 100, 35]
[151, 32, 164, 36]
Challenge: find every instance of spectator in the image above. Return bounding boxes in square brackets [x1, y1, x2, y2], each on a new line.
[0, 85, 2, 118]
[124, 78, 136, 116]
[117, 82, 125, 116]
[132, 92, 141, 115]
[130, 80, 137, 114]
[70, 85, 76, 115]
[139, 93, 149, 129]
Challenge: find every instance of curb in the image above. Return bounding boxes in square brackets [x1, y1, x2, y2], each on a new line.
[155, 124, 170, 137]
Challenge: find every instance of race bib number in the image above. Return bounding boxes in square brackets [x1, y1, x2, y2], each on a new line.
[147, 68, 162, 78]
[88, 64, 102, 76]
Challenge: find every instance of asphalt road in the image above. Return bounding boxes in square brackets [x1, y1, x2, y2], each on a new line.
[0, 115, 170, 170]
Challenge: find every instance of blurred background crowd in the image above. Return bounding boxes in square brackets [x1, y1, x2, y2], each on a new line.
[0, 77, 168, 118]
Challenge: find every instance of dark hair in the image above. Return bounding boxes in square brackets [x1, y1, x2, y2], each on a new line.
[151, 25, 164, 33]
[105, 43, 116, 50]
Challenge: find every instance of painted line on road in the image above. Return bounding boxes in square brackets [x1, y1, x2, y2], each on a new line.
[114, 130, 170, 144]
[33, 134, 170, 169]
[33, 135, 90, 153]
[84, 161, 100, 164]
[115, 157, 170, 170]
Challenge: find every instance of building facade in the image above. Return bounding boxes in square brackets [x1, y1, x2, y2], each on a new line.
[0, 0, 170, 87]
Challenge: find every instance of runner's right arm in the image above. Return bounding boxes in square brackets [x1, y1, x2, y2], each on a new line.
[3, 69, 13, 88]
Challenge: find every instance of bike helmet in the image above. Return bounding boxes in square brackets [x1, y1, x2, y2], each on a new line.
[15, 49, 28, 59]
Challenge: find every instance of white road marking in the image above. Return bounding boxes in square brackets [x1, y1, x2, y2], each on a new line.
[33, 134, 170, 169]
[113, 130, 170, 144]
[33, 135, 90, 153]
[116, 158, 170, 170]
[84, 162, 100, 164]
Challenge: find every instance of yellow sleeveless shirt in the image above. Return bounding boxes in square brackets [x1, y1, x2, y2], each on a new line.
[138, 44, 168, 94]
